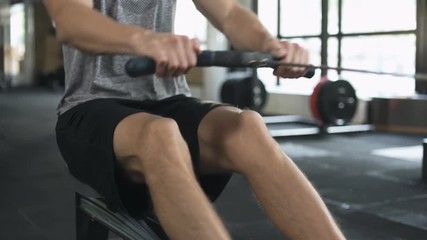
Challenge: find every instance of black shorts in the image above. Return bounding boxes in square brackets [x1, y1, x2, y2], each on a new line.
[56, 95, 232, 217]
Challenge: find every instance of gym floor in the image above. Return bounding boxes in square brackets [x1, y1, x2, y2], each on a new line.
[1, 88, 427, 240]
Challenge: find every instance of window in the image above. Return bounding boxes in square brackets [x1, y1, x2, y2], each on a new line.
[174, 1, 207, 46]
[6, 3, 26, 77]
[340, 35, 416, 97]
[341, 0, 416, 33]
[257, 0, 417, 98]
[279, 0, 322, 37]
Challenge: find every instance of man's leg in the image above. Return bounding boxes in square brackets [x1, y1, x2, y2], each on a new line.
[113, 113, 230, 240]
[198, 107, 346, 240]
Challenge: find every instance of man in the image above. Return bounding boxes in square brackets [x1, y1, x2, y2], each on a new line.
[44, 0, 346, 239]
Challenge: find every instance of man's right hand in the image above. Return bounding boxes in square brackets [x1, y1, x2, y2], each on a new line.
[131, 31, 201, 78]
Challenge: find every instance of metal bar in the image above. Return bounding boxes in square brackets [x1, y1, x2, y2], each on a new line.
[79, 196, 161, 240]
[276, 0, 281, 86]
[279, 34, 322, 39]
[422, 138, 427, 180]
[416, 0, 427, 93]
[79, 198, 143, 240]
[277, 0, 281, 39]
[321, 0, 328, 76]
[279, 30, 416, 40]
[262, 61, 427, 80]
[326, 124, 374, 134]
[264, 115, 306, 124]
[336, 30, 416, 37]
[252, 0, 258, 14]
[269, 127, 321, 137]
[337, 0, 343, 75]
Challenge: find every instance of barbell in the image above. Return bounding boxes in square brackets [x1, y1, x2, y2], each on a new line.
[125, 50, 427, 80]
[125, 51, 315, 78]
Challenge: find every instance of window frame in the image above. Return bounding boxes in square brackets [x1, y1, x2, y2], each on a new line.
[255, 0, 424, 94]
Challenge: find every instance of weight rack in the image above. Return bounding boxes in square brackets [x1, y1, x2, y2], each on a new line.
[263, 115, 374, 138]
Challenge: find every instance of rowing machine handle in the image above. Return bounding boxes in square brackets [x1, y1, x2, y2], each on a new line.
[125, 50, 315, 78]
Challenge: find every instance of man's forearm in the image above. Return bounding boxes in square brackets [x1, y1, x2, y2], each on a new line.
[46, 1, 145, 55]
[222, 5, 276, 52]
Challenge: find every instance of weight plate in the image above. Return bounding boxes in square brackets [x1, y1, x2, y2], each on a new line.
[310, 77, 329, 124]
[220, 77, 268, 112]
[316, 80, 358, 126]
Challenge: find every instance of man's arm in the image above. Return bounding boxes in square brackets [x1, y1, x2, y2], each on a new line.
[43, 0, 199, 77]
[193, 0, 276, 52]
[43, 0, 144, 55]
[193, 0, 309, 78]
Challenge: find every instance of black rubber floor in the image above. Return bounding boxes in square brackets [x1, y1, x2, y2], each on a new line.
[1, 88, 427, 240]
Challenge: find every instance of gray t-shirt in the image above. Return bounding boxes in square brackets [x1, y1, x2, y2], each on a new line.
[57, 0, 191, 115]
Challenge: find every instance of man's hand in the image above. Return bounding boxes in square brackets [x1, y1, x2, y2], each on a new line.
[264, 39, 310, 79]
[131, 31, 201, 78]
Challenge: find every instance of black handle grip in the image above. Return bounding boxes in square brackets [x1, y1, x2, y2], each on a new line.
[125, 51, 315, 78]
[304, 68, 315, 78]
[125, 51, 257, 77]
[125, 57, 156, 78]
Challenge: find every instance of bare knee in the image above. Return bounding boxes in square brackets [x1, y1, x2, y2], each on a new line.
[143, 117, 182, 146]
[224, 110, 267, 146]
[235, 110, 266, 132]
[219, 110, 275, 171]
